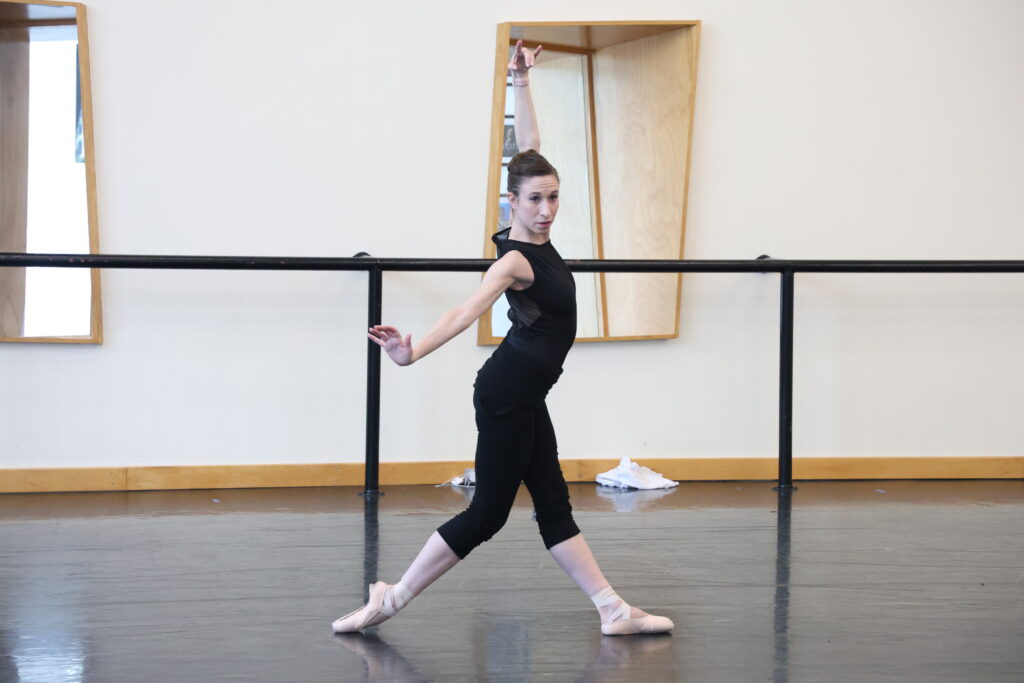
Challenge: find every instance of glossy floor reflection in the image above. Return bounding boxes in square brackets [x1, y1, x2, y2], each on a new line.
[1, 480, 1022, 682]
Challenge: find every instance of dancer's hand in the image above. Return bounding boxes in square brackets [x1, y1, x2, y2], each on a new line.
[368, 325, 414, 366]
[508, 39, 542, 75]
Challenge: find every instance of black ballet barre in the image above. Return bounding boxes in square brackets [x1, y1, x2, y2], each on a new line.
[3, 252, 1024, 272]
[3, 251, 1024, 496]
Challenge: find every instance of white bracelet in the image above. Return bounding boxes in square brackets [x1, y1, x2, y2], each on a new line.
[512, 76, 530, 87]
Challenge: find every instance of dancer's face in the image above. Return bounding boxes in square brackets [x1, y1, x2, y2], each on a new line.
[509, 175, 559, 241]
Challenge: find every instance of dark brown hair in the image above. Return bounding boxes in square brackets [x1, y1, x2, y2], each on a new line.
[506, 149, 559, 196]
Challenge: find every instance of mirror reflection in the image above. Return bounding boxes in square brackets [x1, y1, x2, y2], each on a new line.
[0, 0, 101, 342]
[479, 22, 700, 345]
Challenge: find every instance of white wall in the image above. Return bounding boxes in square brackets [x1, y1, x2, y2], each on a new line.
[2, 0, 1023, 470]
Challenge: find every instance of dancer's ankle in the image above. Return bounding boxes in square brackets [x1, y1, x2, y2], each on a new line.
[590, 585, 623, 623]
[588, 585, 648, 623]
[386, 581, 414, 613]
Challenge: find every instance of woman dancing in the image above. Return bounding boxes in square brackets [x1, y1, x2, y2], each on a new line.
[333, 41, 673, 637]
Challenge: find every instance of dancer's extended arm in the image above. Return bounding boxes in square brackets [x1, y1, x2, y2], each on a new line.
[368, 251, 531, 366]
[509, 40, 542, 152]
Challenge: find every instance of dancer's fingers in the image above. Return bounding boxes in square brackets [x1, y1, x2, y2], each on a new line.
[368, 328, 394, 343]
[511, 39, 525, 70]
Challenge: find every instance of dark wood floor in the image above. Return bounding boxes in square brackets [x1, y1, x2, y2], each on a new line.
[1, 480, 1022, 682]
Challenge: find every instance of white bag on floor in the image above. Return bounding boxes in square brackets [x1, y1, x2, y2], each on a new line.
[596, 457, 678, 490]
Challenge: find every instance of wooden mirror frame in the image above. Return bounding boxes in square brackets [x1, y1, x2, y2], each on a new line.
[0, 0, 102, 344]
[477, 20, 700, 346]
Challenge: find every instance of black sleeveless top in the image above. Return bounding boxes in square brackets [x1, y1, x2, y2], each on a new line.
[492, 226, 577, 370]
[473, 227, 577, 408]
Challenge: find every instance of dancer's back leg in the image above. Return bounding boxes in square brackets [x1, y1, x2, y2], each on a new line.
[334, 392, 535, 633]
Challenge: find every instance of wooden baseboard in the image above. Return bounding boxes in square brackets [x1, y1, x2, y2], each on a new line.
[0, 457, 1020, 494]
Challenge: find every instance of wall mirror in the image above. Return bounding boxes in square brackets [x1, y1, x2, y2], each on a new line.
[478, 21, 700, 345]
[0, 0, 101, 343]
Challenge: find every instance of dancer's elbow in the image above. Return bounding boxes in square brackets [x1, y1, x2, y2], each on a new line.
[520, 136, 540, 153]
[451, 305, 479, 331]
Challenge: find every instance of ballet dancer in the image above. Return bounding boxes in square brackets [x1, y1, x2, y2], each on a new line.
[333, 40, 673, 637]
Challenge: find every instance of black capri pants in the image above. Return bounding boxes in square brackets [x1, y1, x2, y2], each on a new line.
[437, 381, 581, 560]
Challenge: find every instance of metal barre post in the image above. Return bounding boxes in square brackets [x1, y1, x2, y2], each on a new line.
[777, 270, 795, 490]
[362, 266, 383, 497]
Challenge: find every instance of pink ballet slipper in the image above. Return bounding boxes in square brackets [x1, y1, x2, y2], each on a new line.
[590, 585, 674, 636]
[332, 581, 412, 633]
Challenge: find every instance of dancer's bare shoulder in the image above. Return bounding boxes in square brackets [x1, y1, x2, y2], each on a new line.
[455, 252, 534, 324]
[497, 250, 534, 291]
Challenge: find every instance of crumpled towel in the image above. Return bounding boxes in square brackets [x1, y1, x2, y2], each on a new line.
[596, 457, 679, 490]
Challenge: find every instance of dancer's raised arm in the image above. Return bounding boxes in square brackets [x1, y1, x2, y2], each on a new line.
[508, 40, 542, 152]
[367, 251, 531, 366]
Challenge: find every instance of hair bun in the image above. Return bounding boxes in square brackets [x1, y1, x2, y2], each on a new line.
[506, 149, 559, 195]
[508, 149, 541, 168]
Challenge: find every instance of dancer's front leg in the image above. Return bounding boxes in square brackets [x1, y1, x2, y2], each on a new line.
[398, 530, 461, 596]
[547, 532, 611, 596]
[332, 531, 460, 633]
[548, 533, 673, 635]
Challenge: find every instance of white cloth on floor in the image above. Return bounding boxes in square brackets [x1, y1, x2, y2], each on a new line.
[595, 457, 679, 490]
[435, 468, 476, 488]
